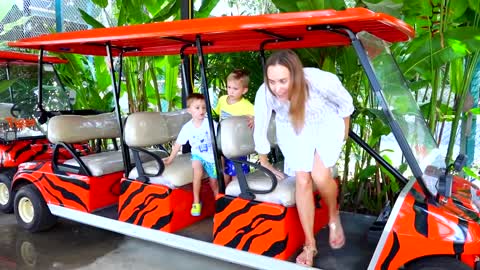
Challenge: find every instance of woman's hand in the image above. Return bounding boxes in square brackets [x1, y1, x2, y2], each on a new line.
[259, 154, 286, 180]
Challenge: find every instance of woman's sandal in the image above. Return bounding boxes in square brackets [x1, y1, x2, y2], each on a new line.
[329, 221, 345, 249]
[296, 245, 318, 267]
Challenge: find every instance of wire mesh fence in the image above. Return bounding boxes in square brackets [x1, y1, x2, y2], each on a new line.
[0, 0, 105, 48]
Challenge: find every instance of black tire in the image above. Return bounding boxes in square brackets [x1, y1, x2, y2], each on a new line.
[0, 168, 16, 213]
[407, 257, 470, 270]
[14, 184, 57, 232]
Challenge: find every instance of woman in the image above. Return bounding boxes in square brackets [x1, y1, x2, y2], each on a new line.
[254, 50, 354, 266]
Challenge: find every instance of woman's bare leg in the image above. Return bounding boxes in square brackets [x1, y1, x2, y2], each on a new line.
[192, 160, 203, 204]
[311, 151, 345, 249]
[295, 171, 317, 265]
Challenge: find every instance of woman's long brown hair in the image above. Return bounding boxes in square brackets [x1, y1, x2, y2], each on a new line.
[265, 50, 309, 134]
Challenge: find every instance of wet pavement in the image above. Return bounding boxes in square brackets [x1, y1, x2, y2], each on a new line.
[0, 212, 377, 270]
[0, 214, 251, 270]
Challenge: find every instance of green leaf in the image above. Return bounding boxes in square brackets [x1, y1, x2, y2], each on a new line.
[358, 165, 377, 181]
[271, 0, 300, 12]
[0, 79, 17, 93]
[363, 0, 403, 17]
[92, 0, 108, 8]
[449, 0, 469, 19]
[78, 9, 105, 29]
[464, 167, 480, 180]
[401, 27, 480, 77]
[468, 0, 480, 13]
[93, 56, 110, 91]
[197, 0, 221, 18]
[470, 108, 480, 115]
[0, 0, 15, 22]
[151, 1, 179, 22]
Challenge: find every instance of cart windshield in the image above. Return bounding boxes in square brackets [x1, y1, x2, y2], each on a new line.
[0, 63, 72, 139]
[358, 32, 446, 178]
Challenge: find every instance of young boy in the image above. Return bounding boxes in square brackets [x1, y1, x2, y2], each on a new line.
[163, 93, 218, 216]
[214, 69, 254, 185]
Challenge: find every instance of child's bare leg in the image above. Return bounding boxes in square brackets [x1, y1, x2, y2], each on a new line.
[192, 160, 204, 204]
[209, 178, 219, 197]
[223, 174, 232, 187]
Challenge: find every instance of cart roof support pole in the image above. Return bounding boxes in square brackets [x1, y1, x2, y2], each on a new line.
[195, 35, 225, 193]
[106, 44, 130, 174]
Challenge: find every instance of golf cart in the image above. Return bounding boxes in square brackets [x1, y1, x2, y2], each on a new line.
[8, 8, 480, 270]
[0, 51, 92, 214]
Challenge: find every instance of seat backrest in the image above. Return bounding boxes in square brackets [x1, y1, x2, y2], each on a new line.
[219, 115, 276, 159]
[48, 112, 120, 144]
[124, 109, 191, 147]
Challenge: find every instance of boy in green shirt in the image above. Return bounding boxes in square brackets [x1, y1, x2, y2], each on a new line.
[214, 69, 254, 185]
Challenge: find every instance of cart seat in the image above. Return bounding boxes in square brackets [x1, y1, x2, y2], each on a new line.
[64, 150, 166, 177]
[225, 166, 338, 207]
[128, 153, 195, 188]
[124, 110, 195, 186]
[49, 113, 145, 177]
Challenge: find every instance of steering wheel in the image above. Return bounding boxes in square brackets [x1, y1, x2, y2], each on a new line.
[10, 103, 21, 118]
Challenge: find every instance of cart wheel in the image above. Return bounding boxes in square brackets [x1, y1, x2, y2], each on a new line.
[407, 257, 470, 270]
[0, 169, 16, 213]
[14, 184, 57, 232]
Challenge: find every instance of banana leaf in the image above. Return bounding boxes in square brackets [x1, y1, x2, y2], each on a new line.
[0, 79, 16, 93]
[400, 27, 480, 78]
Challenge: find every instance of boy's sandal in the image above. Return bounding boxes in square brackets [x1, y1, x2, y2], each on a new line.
[329, 222, 345, 249]
[296, 245, 318, 267]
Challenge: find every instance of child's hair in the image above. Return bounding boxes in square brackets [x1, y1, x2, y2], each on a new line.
[186, 93, 205, 107]
[227, 69, 250, 88]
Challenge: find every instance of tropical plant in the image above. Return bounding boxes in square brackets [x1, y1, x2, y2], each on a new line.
[73, 0, 220, 113]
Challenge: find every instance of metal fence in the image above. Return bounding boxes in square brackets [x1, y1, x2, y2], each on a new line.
[0, 0, 104, 47]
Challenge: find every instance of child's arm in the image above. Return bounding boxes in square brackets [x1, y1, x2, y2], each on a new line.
[163, 143, 182, 165]
[247, 115, 254, 129]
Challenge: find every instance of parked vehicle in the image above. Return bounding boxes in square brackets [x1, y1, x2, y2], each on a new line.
[8, 8, 479, 270]
[0, 51, 91, 214]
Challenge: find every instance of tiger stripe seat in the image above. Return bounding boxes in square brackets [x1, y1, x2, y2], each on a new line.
[46, 113, 127, 212]
[118, 110, 215, 233]
[214, 116, 331, 260]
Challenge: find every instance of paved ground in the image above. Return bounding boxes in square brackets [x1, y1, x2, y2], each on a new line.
[0, 214, 250, 270]
[0, 212, 377, 270]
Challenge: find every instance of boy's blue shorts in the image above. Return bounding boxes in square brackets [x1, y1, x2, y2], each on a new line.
[192, 154, 217, 179]
[224, 156, 250, 176]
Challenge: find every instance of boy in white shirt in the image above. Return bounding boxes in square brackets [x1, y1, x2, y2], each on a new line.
[163, 93, 218, 216]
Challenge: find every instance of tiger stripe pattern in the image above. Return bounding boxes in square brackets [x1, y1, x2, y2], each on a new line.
[118, 178, 215, 233]
[375, 180, 480, 269]
[0, 139, 91, 168]
[213, 194, 330, 260]
[14, 160, 121, 213]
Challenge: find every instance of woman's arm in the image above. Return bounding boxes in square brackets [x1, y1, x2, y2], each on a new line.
[309, 69, 354, 119]
[253, 84, 273, 155]
[254, 85, 286, 180]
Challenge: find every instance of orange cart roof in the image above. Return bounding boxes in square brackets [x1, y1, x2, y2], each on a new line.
[8, 8, 414, 57]
[0, 50, 67, 64]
